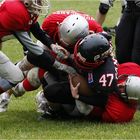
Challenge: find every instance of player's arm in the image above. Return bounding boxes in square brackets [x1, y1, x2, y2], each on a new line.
[30, 22, 70, 60]
[13, 31, 44, 55]
[13, 31, 76, 74]
[96, 0, 115, 25]
[76, 93, 108, 107]
[30, 22, 54, 49]
[69, 74, 108, 107]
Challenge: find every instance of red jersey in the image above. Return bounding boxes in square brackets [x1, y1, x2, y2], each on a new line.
[117, 62, 140, 83]
[0, 0, 38, 41]
[42, 10, 103, 44]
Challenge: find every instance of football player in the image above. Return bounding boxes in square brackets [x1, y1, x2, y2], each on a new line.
[38, 33, 139, 123]
[0, 0, 77, 95]
[36, 33, 117, 119]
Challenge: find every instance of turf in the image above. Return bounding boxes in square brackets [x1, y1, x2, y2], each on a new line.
[1, 0, 140, 139]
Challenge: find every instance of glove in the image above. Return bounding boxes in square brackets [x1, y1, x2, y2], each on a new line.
[51, 44, 70, 60]
[103, 26, 116, 36]
[53, 60, 77, 74]
[99, 31, 112, 41]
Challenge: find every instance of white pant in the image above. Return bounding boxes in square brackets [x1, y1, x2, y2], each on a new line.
[0, 51, 24, 91]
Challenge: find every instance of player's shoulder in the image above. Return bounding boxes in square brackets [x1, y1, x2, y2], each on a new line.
[5, 0, 29, 19]
[101, 57, 116, 71]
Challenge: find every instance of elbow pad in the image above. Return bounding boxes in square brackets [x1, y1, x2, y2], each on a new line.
[99, 3, 110, 14]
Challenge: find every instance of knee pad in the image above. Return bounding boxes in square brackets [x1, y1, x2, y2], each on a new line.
[99, 3, 110, 15]
[27, 67, 42, 88]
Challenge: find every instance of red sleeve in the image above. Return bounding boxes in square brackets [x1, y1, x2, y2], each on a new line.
[0, 0, 31, 31]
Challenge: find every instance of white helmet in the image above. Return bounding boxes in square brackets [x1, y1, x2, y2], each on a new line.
[125, 75, 140, 103]
[23, 0, 50, 15]
[58, 14, 89, 47]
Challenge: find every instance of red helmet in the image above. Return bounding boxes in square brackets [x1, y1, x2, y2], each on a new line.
[74, 33, 112, 71]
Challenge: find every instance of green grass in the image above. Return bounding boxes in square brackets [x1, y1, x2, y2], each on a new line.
[1, 0, 140, 139]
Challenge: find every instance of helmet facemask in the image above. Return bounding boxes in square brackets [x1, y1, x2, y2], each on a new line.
[23, 0, 50, 15]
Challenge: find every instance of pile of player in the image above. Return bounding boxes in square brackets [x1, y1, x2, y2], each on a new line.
[0, 0, 140, 123]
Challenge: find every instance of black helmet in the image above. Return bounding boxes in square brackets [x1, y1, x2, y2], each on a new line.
[74, 33, 112, 71]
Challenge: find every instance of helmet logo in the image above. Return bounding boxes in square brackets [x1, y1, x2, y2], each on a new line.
[77, 52, 86, 62]
[94, 55, 100, 61]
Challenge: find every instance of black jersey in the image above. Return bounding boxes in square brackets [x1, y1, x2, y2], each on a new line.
[81, 56, 118, 95]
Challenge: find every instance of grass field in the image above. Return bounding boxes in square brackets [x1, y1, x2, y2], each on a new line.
[1, 0, 140, 139]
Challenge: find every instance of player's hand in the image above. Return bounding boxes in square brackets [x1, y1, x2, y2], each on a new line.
[69, 74, 80, 99]
[51, 44, 70, 60]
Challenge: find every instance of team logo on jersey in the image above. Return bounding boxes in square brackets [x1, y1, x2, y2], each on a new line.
[88, 72, 94, 84]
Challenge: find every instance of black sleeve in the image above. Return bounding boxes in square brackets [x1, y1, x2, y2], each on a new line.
[78, 93, 108, 107]
[30, 22, 54, 48]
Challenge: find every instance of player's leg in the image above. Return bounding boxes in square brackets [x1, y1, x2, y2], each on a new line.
[96, 0, 111, 25]
[115, 10, 134, 63]
[0, 51, 24, 112]
[0, 51, 24, 93]
[131, 17, 140, 65]
[0, 67, 45, 112]
[12, 67, 45, 97]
